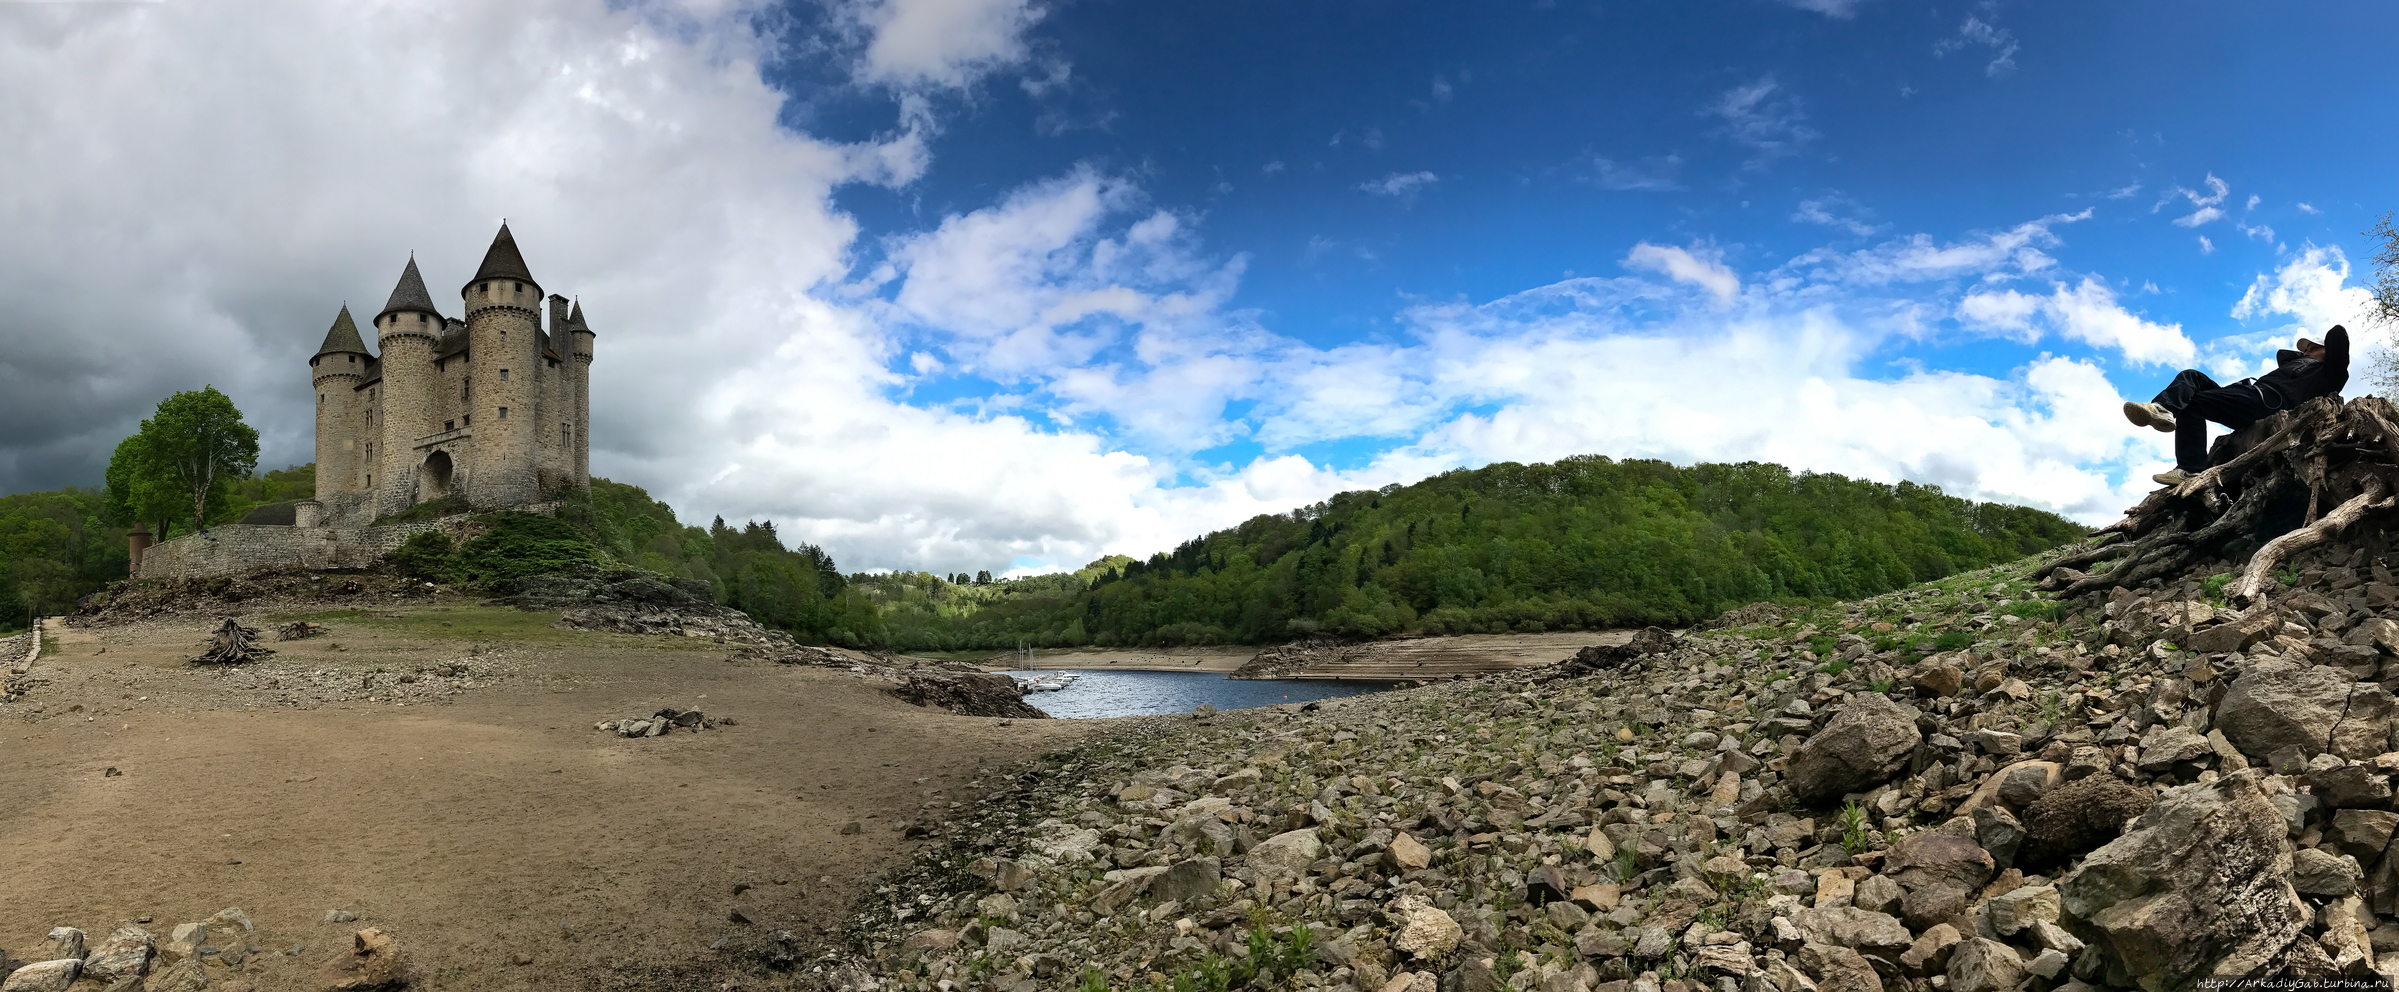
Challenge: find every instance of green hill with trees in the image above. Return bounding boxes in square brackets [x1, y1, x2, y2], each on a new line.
[846, 456, 2087, 652]
[5, 391, 2086, 647]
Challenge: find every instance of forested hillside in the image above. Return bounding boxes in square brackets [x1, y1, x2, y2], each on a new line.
[848, 456, 2087, 652]
[0, 466, 315, 628]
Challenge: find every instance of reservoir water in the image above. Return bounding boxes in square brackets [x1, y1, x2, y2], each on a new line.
[993, 669, 1393, 719]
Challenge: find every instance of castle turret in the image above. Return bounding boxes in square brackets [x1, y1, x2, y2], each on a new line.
[460, 223, 543, 506]
[567, 298, 594, 492]
[309, 305, 372, 495]
[375, 257, 444, 512]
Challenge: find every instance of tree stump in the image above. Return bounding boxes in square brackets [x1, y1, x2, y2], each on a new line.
[192, 618, 274, 664]
[2034, 395, 2399, 606]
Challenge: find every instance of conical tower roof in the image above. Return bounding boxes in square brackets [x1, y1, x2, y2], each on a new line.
[377, 256, 440, 321]
[316, 305, 369, 356]
[467, 222, 536, 290]
[567, 298, 591, 334]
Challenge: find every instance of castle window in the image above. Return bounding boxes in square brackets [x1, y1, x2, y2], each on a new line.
[498, 406, 509, 419]
[368, 475, 373, 486]
[349, 355, 356, 363]
[463, 415, 470, 426]
[479, 282, 487, 294]
[418, 313, 427, 324]
[499, 369, 509, 381]
[562, 423, 570, 445]
[318, 393, 324, 405]
[513, 282, 522, 293]
[445, 420, 455, 432]
[463, 379, 471, 400]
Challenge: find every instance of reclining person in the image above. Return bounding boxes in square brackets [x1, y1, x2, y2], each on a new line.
[2122, 325, 2348, 486]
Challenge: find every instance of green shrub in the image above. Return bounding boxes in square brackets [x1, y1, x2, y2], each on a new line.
[456, 512, 604, 585]
[1934, 630, 1975, 651]
[388, 530, 459, 583]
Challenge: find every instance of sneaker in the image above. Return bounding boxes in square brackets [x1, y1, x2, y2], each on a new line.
[2123, 401, 2178, 432]
[2152, 468, 2191, 487]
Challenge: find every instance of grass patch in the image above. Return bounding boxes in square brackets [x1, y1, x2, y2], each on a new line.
[371, 494, 470, 526]
[1933, 630, 1975, 652]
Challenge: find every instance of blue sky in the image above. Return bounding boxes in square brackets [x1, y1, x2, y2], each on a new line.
[0, 1, 2391, 575]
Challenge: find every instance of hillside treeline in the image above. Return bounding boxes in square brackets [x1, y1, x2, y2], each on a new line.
[0, 467, 315, 629]
[848, 456, 2087, 652]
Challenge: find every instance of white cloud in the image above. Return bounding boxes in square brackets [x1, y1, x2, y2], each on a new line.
[1705, 77, 1816, 165]
[1623, 243, 1741, 306]
[1957, 279, 2195, 367]
[1358, 171, 1439, 199]
[845, 0, 1046, 89]
[1780, 210, 2088, 286]
[1793, 194, 1880, 236]
[1934, 16, 2019, 77]
[2161, 174, 2230, 227]
[1586, 155, 1684, 192]
[2198, 236, 2215, 255]
[1776, 0, 1865, 17]
[2232, 245, 2371, 331]
[2300, 202, 2322, 214]
[2105, 183, 2143, 200]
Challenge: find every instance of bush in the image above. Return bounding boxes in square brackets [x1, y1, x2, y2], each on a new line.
[456, 512, 604, 586]
[1934, 630, 1975, 651]
[388, 530, 459, 583]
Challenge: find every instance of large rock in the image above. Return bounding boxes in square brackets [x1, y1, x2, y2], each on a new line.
[1788, 906, 1911, 955]
[80, 926, 153, 984]
[2058, 769, 2308, 992]
[1390, 900, 1462, 959]
[2020, 775, 2154, 871]
[1245, 828, 1323, 881]
[0, 960, 79, 992]
[2188, 612, 2277, 654]
[1881, 830, 1995, 930]
[145, 958, 208, 992]
[323, 928, 408, 991]
[1945, 937, 2027, 992]
[1797, 942, 1884, 992]
[2215, 661, 2397, 760]
[1784, 694, 1923, 802]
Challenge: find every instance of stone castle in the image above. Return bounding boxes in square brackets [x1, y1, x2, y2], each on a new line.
[131, 224, 595, 579]
[309, 223, 593, 527]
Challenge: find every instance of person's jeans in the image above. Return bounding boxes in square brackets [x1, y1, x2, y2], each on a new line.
[2153, 369, 2273, 471]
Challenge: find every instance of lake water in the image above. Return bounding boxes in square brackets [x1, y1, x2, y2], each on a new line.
[992, 669, 1394, 719]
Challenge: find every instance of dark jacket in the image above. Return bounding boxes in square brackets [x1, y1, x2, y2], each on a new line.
[2256, 324, 2350, 408]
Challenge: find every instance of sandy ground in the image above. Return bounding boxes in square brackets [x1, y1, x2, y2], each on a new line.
[0, 604, 1110, 991]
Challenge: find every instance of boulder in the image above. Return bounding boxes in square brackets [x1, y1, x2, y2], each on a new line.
[1784, 694, 1923, 802]
[1985, 884, 2059, 935]
[2307, 763, 2392, 809]
[1945, 938, 2026, 992]
[1881, 830, 1995, 930]
[1154, 857, 1222, 904]
[2020, 775, 2154, 871]
[1797, 942, 1884, 992]
[2330, 808, 2399, 863]
[0, 960, 78, 992]
[2135, 726, 2214, 773]
[1854, 873, 1903, 915]
[1390, 900, 1462, 959]
[159, 924, 207, 963]
[323, 928, 408, 991]
[1899, 923, 1961, 975]
[1246, 828, 1323, 881]
[2058, 769, 2308, 991]
[2291, 847, 2362, 896]
[2215, 661, 2397, 760]
[1973, 804, 2025, 872]
[144, 958, 208, 992]
[1390, 831, 1433, 871]
[1788, 906, 1910, 955]
[1090, 866, 1169, 914]
[2188, 612, 2277, 654]
[80, 926, 153, 984]
[35, 932, 81, 963]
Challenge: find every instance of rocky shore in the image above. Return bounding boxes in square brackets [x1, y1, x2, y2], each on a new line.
[838, 544, 2399, 991]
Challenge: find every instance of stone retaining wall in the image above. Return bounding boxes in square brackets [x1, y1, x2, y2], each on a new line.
[134, 519, 461, 580]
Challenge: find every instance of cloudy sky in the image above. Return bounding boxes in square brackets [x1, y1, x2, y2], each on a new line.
[1, 1, 2393, 576]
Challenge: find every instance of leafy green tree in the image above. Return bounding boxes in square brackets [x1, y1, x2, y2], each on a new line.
[114, 387, 261, 534]
[103, 435, 183, 538]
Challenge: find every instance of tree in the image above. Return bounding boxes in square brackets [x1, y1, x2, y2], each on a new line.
[2359, 213, 2399, 395]
[114, 387, 261, 534]
[104, 435, 182, 538]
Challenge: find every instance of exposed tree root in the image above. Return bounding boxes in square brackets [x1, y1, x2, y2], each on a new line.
[2035, 395, 2399, 607]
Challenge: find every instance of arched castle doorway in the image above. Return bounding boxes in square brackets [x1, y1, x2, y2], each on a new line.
[419, 450, 455, 503]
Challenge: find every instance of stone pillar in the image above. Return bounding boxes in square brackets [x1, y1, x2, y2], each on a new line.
[127, 523, 153, 577]
[294, 500, 323, 528]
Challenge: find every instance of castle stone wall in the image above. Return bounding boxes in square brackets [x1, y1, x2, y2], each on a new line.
[134, 519, 460, 581]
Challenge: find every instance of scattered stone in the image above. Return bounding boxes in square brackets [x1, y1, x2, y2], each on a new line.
[1389, 900, 1461, 959]
[0, 960, 79, 992]
[80, 926, 154, 984]
[322, 928, 407, 991]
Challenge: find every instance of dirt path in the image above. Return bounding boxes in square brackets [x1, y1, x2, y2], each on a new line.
[0, 604, 1109, 991]
[985, 645, 1254, 673]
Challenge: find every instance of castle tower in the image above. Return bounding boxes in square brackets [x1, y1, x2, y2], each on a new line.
[460, 223, 543, 506]
[309, 305, 371, 495]
[374, 258, 444, 513]
[567, 298, 595, 492]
